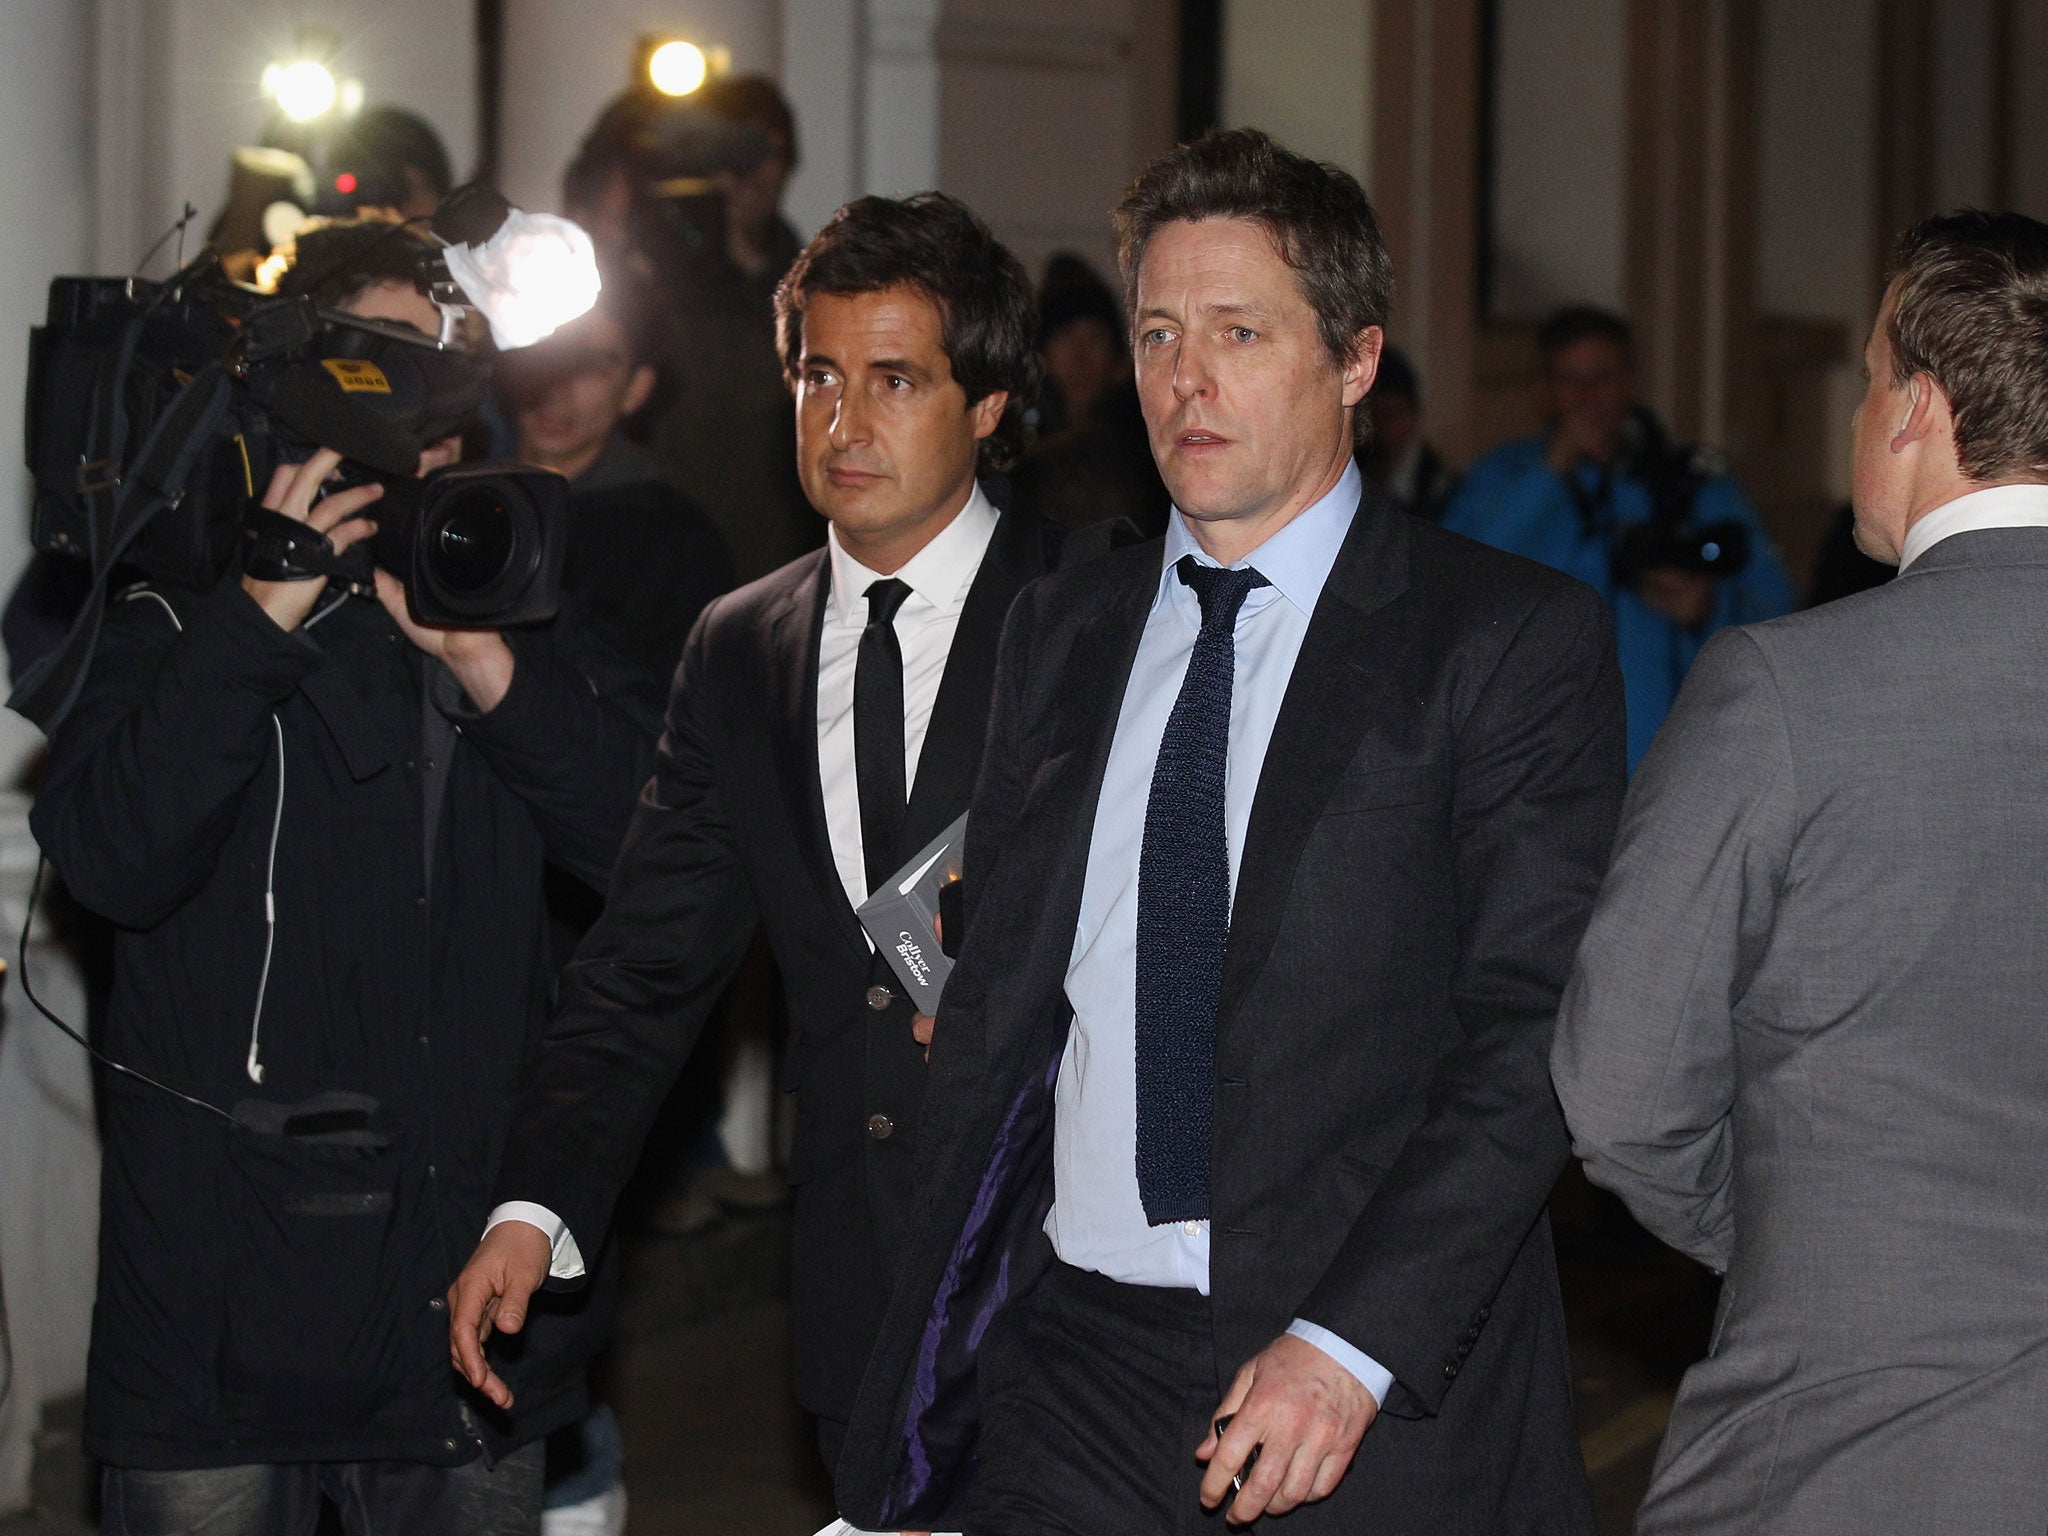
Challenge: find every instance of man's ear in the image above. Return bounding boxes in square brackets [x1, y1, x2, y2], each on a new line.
[1342, 327, 1385, 411]
[1892, 372, 1946, 452]
[621, 363, 658, 419]
[967, 389, 1009, 441]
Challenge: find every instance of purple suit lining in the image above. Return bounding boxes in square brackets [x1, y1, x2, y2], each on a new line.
[880, 1043, 1064, 1525]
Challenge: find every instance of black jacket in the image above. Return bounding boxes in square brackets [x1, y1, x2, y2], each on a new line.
[492, 504, 1067, 1425]
[564, 439, 736, 689]
[839, 491, 1624, 1531]
[31, 579, 659, 1470]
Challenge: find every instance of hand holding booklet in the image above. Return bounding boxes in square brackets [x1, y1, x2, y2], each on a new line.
[855, 812, 966, 1014]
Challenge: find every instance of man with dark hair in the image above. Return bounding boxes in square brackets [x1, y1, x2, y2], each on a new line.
[1555, 211, 2048, 1533]
[696, 73, 802, 283]
[1359, 345, 1457, 522]
[838, 127, 1617, 1533]
[448, 192, 1072, 1477]
[501, 261, 732, 687]
[32, 220, 659, 1536]
[320, 105, 455, 220]
[1015, 252, 1171, 538]
[646, 77, 815, 584]
[1445, 303, 1793, 769]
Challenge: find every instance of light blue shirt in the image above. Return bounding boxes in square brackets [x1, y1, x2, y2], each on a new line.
[1047, 460, 1393, 1406]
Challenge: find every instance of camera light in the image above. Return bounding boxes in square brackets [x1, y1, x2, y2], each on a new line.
[270, 59, 339, 122]
[441, 210, 602, 350]
[648, 40, 709, 97]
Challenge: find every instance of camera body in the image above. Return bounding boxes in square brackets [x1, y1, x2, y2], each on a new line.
[1606, 410, 1751, 591]
[24, 261, 566, 626]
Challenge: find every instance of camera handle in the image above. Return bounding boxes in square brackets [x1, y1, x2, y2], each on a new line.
[240, 504, 373, 591]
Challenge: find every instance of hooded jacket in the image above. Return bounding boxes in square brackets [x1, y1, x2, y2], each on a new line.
[31, 577, 659, 1469]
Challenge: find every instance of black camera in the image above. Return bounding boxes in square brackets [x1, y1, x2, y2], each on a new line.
[1610, 516, 1751, 585]
[1606, 410, 1751, 591]
[18, 248, 569, 726]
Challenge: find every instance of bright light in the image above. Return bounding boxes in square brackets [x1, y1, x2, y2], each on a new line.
[271, 59, 338, 122]
[648, 40, 708, 97]
[442, 211, 602, 350]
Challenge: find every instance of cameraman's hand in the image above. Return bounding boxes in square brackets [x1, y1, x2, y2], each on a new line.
[1636, 567, 1718, 630]
[372, 570, 516, 713]
[1545, 414, 1622, 479]
[242, 450, 382, 632]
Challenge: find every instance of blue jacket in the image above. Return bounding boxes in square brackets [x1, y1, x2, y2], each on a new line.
[1444, 436, 1794, 768]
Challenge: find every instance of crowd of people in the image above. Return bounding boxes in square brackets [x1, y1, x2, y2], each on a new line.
[16, 66, 2048, 1536]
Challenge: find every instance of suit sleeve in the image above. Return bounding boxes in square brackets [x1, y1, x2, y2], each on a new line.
[1551, 627, 1795, 1271]
[486, 599, 759, 1254]
[443, 612, 664, 892]
[1294, 579, 1626, 1417]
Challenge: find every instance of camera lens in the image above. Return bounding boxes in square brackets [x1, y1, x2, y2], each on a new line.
[427, 490, 517, 595]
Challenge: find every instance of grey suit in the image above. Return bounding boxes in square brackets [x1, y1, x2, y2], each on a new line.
[1553, 526, 2048, 1534]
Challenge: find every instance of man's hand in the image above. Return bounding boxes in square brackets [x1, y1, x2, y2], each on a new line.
[447, 1220, 551, 1410]
[241, 450, 383, 632]
[1634, 566, 1718, 630]
[1196, 1333, 1378, 1524]
[912, 1013, 934, 1062]
[1544, 414, 1620, 479]
[373, 570, 516, 711]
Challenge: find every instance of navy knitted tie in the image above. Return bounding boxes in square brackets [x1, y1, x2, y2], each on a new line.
[1134, 555, 1269, 1225]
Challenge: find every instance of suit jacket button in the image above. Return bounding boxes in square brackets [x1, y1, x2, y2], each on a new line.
[867, 1113, 895, 1140]
[866, 985, 894, 1011]
[1443, 1361, 1459, 1379]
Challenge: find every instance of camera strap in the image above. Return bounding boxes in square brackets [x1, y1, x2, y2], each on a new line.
[240, 505, 368, 584]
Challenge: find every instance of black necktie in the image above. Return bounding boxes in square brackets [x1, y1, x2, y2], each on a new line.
[855, 577, 913, 898]
[1134, 556, 1270, 1225]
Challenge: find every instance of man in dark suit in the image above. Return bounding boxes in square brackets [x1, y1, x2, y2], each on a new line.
[837, 129, 1623, 1534]
[445, 192, 1056, 1471]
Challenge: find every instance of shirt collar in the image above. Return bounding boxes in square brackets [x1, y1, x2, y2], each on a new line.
[826, 482, 1001, 627]
[1899, 482, 2048, 571]
[1158, 459, 1360, 617]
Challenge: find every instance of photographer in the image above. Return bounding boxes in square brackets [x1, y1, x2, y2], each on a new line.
[30, 220, 660, 1536]
[1445, 306, 1793, 767]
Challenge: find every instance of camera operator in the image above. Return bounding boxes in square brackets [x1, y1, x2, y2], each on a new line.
[564, 80, 816, 586]
[1445, 306, 1794, 768]
[30, 219, 661, 1536]
[500, 258, 733, 688]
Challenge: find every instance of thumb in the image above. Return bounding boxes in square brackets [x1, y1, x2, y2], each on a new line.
[494, 1261, 540, 1334]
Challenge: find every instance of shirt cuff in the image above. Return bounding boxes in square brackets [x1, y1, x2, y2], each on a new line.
[1286, 1319, 1393, 1408]
[484, 1201, 587, 1280]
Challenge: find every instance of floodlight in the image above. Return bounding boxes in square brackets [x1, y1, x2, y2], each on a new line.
[649, 40, 709, 97]
[272, 60, 338, 123]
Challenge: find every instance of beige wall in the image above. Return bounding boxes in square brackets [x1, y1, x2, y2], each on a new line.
[1487, 0, 1628, 319]
[1223, 0, 1373, 184]
[938, 0, 1174, 279]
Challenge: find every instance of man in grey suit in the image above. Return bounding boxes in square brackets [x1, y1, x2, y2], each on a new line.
[1553, 208, 2048, 1534]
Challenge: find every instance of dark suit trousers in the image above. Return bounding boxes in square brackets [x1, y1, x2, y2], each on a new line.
[969, 1263, 1236, 1536]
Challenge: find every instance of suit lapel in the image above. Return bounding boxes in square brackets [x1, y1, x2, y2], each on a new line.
[1214, 491, 1413, 1043]
[977, 551, 1158, 1062]
[764, 552, 870, 957]
[897, 508, 1050, 860]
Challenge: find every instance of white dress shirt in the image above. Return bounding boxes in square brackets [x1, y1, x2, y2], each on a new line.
[486, 486, 1002, 1278]
[1047, 461, 1393, 1405]
[816, 485, 1000, 914]
[1898, 481, 2048, 571]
